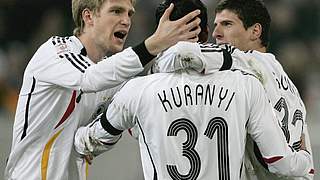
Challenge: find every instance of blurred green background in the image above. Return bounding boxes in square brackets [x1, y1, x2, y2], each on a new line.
[0, 0, 319, 179]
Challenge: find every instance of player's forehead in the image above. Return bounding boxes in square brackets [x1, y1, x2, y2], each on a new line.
[214, 9, 242, 24]
[103, 0, 135, 10]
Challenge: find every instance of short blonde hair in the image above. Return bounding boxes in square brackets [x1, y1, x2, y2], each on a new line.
[72, 0, 136, 36]
[72, 0, 105, 36]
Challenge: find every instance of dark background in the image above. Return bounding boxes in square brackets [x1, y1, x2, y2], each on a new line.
[0, 0, 319, 179]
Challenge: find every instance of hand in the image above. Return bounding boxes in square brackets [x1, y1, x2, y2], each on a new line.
[74, 127, 94, 165]
[145, 3, 201, 55]
[84, 154, 93, 165]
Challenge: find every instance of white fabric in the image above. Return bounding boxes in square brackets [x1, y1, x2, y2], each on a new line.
[165, 42, 314, 179]
[153, 41, 205, 73]
[74, 115, 121, 157]
[4, 36, 145, 180]
[75, 69, 313, 179]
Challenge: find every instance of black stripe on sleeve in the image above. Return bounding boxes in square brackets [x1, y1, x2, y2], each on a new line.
[219, 49, 233, 71]
[201, 49, 223, 53]
[200, 44, 224, 53]
[69, 53, 89, 69]
[77, 54, 91, 67]
[21, 77, 36, 141]
[52, 36, 57, 45]
[62, 54, 85, 73]
[52, 36, 71, 46]
[57, 37, 61, 44]
[99, 111, 123, 136]
[132, 41, 156, 67]
[292, 140, 302, 151]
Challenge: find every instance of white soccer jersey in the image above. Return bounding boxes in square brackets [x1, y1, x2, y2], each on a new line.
[75, 70, 313, 180]
[156, 42, 315, 179]
[4, 35, 154, 180]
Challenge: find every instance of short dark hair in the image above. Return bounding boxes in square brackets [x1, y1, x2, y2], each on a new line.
[215, 0, 271, 47]
[155, 0, 208, 43]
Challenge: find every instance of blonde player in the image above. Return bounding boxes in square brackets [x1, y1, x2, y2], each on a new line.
[4, 0, 202, 179]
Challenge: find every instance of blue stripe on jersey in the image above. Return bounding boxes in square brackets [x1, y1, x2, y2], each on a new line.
[21, 77, 36, 141]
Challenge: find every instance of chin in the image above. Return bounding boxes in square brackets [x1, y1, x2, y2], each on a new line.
[110, 45, 124, 53]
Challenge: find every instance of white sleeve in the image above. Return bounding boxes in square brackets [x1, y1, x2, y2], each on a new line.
[157, 42, 258, 74]
[74, 113, 122, 157]
[302, 123, 315, 179]
[153, 41, 206, 73]
[74, 80, 138, 156]
[33, 46, 144, 93]
[104, 80, 138, 130]
[247, 78, 314, 178]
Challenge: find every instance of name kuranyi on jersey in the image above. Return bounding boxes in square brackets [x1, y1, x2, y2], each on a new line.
[157, 83, 235, 112]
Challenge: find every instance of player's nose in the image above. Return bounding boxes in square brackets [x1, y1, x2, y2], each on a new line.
[212, 24, 223, 40]
[121, 14, 131, 27]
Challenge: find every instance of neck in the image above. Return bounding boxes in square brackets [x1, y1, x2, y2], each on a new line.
[245, 41, 267, 53]
[255, 46, 267, 53]
[78, 35, 106, 64]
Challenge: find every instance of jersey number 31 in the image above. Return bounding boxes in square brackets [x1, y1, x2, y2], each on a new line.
[167, 117, 230, 180]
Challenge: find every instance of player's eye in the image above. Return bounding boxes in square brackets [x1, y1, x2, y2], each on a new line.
[110, 9, 122, 14]
[114, 10, 121, 14]
[213, 23, 217, 29]
[221, 21, 233, 27]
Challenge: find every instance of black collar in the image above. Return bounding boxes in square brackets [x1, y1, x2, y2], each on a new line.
[80, 47, 87, 56]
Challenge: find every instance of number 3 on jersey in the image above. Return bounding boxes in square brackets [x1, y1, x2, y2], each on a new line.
[167, 118, 230, 180]
[274, 97, 303, 146]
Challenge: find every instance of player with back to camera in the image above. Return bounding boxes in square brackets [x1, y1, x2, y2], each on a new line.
[154, 0, 315, 179]
[74, 0, 314, 179]
[4, 0, 203, 179]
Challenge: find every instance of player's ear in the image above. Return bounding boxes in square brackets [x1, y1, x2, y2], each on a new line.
[249, 23, 262, 41]
[82, 8, 94, 27]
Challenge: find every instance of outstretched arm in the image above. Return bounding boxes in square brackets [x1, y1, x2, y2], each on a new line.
[247, 78, 314, 178]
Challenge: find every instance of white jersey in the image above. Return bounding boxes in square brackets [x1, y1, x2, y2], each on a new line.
[157, 42, 315, 179]
[74, 70, 313, 180]
[4, 35, 153, 180]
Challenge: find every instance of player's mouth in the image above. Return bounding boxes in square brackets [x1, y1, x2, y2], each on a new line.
[114, 31, 127, 42]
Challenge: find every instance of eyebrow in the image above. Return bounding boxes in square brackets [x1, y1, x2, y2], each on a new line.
[220, 20, 234, 24]
[109, 5, 135, 14]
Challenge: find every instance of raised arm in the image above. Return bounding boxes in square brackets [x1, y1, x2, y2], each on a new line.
[36, 5, 201, 92]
